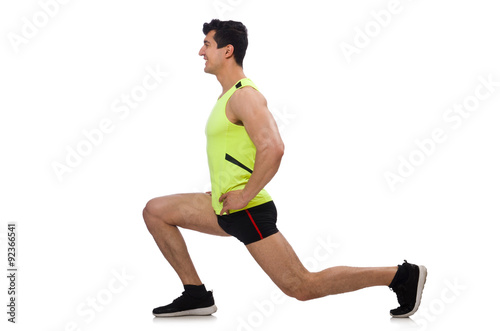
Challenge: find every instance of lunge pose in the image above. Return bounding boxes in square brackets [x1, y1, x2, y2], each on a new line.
[143, 19, 426, 318]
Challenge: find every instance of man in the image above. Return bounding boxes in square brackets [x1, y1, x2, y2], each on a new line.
[143, 19, 427, 318]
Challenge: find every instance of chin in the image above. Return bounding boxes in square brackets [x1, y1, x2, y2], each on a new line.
[204, 67, 215, 75]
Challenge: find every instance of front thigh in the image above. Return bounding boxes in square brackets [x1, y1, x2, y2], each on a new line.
[147, 193, 229, 237]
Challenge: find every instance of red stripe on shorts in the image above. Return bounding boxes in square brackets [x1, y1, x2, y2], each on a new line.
[245, 209, 264, 240]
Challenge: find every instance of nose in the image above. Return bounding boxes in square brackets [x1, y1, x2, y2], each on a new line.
[199, 46, 205, 57]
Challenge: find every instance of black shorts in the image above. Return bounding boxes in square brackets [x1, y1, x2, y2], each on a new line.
[217, 201, 279, 245]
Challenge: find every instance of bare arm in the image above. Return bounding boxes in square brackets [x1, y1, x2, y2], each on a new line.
[219, 87, 284, 215]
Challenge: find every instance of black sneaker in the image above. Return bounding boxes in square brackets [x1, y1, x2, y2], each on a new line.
[389, 260, 427, 318]
[152, 290, 217, 317]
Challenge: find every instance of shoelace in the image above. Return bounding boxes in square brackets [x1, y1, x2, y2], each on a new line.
[172, 291, 188, 303]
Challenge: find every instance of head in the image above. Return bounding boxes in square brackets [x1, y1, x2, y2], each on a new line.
[199, 19, 248, 74]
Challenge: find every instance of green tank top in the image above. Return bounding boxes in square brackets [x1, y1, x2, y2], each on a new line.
[205, 78, 272, 214]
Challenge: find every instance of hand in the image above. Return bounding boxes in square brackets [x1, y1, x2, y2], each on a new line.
[219, 190, 250, 216]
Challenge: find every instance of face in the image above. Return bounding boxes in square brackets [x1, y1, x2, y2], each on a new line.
[199, 30, 226, 74]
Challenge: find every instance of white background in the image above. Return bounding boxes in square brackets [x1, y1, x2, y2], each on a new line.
[1, 0, 499, 330]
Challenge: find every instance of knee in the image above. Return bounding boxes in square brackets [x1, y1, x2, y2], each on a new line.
[143, 198, 159, 216]
[281, 273, 315, 302]
[143, 198, 166, 229]
[289, 288, 315, 302]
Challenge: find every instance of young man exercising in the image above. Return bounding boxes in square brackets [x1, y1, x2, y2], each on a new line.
[143, 19, 427, 318]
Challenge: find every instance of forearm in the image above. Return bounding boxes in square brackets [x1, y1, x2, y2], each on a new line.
[242, 146, 283, 202]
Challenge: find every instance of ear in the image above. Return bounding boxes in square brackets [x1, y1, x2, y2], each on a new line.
[224, 45, 234, 59]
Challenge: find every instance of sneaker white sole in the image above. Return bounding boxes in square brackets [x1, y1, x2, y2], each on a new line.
[153, 304, 217, 317]
[391, 265, 427, 318]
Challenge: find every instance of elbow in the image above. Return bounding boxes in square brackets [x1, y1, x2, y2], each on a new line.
[259, 141, 284, 160]
[278, 142, 285, 158]
[274, 141, 285, 160]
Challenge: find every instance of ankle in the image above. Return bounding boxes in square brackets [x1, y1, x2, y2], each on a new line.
[389, 264, 409, 288]
[184, 284, 208, 298]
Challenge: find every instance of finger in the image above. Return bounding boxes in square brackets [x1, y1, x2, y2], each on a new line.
[219, 193, 227, 203]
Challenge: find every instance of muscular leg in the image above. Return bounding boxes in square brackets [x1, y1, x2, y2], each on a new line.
[143, 193, 229, 286]
[247, 232, 397, 301]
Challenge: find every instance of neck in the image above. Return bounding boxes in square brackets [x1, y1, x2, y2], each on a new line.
[216, 64, 246, 96]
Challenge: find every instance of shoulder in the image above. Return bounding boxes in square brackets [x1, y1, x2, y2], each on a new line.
[229, 86, 267, 109]
[227, 84, 272, 124]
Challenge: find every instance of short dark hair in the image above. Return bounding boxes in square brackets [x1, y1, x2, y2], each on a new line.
[203, 19, 248, 67]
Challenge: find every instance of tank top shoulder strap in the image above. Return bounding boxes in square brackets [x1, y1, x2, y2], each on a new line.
[235, 78, 258, 91]
[220, 78, 259, 103]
